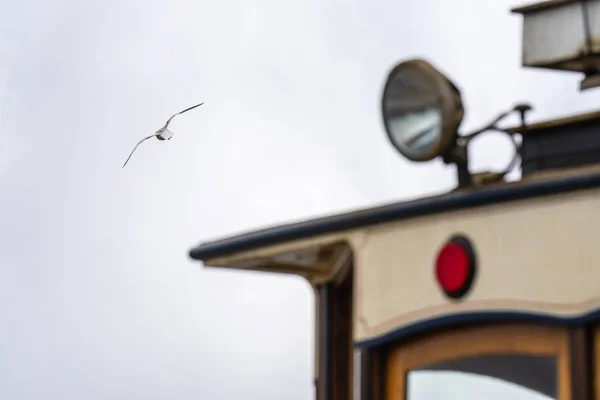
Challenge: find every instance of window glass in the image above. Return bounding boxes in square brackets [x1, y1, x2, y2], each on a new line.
[407, 354, 556, 400]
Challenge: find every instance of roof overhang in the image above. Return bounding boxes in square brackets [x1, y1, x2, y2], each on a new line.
[198, 238, 354, 284]
[189, 112, 600, 284]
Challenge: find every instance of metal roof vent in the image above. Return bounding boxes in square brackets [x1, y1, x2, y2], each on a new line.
[514, 111, 600, 176]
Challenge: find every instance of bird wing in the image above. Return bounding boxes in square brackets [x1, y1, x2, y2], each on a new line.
[163, 102, 205, 129]
[122, 134, 155, 168]
[177, 102, 205, 115]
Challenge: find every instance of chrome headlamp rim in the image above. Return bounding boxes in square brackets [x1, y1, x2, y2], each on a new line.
[381, 59, 464, 162]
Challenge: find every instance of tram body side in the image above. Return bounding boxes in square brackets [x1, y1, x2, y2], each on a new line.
[191, 166, 600, 400]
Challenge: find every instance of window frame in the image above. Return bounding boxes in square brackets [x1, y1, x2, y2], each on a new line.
[385, 323, 573, 400]
[316, 255, 354, 400]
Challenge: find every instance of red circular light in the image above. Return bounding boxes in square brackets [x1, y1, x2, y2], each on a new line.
[435, 237, 476, 299]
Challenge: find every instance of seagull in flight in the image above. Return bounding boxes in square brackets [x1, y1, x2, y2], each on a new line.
[122, 102, 205, 168]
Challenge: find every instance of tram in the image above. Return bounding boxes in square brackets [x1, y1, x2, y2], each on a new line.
[188, 1, 600, 399]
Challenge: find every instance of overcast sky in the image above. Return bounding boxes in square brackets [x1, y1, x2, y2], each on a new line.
[2, 0, 600, 398]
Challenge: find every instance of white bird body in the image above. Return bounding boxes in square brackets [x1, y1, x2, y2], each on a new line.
[122, 102, 204, 167]
[156, 128, 174, 141]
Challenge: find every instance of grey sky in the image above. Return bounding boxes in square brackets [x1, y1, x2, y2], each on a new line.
[1, 0, 600, 398]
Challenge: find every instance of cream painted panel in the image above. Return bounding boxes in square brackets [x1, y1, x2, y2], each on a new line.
[353, 188, 600, 343]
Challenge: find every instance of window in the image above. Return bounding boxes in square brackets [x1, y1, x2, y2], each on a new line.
[407, 355, 556, 400]
[387, 324, 571, 400]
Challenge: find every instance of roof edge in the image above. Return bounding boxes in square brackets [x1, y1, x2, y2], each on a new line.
[189, 170, 600, 261]
[511, 0, 578, 14]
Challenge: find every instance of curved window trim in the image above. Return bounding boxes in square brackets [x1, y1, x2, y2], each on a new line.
[386, 323, 572, 400]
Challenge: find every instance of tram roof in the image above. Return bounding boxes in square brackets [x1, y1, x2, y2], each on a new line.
[189, 110, 600, 263]
[189, 166, 600, 262]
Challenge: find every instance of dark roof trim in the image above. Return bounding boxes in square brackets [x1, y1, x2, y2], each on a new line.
[506, 109, 600, 135]
[189, 170, 600, 261]
[354, 309, 600, 349]
[511, 0, 578, 14]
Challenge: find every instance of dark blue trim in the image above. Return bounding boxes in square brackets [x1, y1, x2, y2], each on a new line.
[189, 171, 600, 261]
[354, 310, 600, 349]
